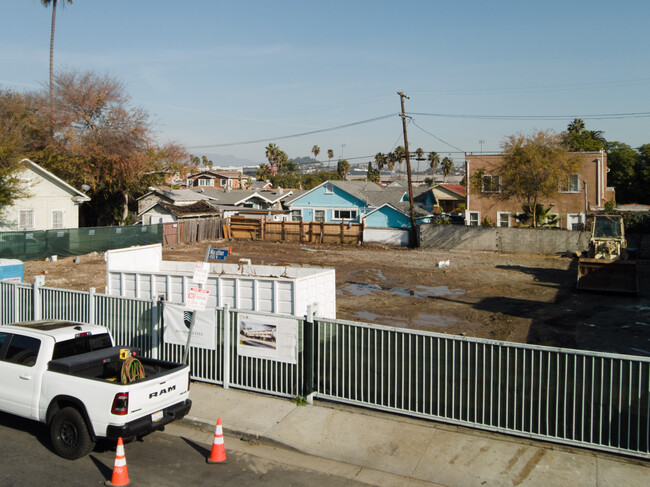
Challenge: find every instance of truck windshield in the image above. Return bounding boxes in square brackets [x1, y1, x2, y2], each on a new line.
[52, 333, 113, 360]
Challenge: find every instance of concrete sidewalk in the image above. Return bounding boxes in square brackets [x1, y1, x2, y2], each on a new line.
[183, 382, 649, 486]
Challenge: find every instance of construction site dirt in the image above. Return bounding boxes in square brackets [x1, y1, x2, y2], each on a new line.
[22, 240, 650, 358]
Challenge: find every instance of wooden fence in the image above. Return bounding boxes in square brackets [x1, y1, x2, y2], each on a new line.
[228, 216, 362, 244]
[163, 218, 223, 245]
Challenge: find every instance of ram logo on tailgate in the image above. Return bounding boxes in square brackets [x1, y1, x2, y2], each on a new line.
[149, 385, 176, 399]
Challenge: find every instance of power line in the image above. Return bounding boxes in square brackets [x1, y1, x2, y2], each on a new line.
[407, 111, 650, 121]
[187, 113, 397, 149]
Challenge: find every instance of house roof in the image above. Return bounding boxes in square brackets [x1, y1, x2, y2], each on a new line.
[157, 201, 220, 218]
[19, 159, 91, 202]
[288, 180, 435, 211]
[189, 170, 241, 179]
[431, 184, 466, 201]
[137, 187, 213, 203]
[192, 188, 293, 206]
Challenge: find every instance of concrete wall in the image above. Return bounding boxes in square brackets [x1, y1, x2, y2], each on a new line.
[418, 224, 590, 255]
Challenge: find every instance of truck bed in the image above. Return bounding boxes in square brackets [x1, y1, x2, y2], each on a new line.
[48, 347, 181, 383]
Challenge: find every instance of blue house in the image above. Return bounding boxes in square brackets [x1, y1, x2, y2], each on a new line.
[284, 180, 435, 226]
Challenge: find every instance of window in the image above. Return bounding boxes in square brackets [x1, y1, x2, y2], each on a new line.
[19, 209, 34, 229]
[4, 334, 41, 367]
[560, 174, 580, 193]
[198, 178, 213, 186]
[325, 183, 334, 194]
[481, 175, 500, 193]
[333, 209, 357, 220]
[497, 212, 511, 227]
[220, 179, 228, 187]
[52, 210, 64, 229]
[469, 211, 480, 226]
[315, 210, 325, 222]
[291, 210, 301, 222]
[567, 214, 584, 231]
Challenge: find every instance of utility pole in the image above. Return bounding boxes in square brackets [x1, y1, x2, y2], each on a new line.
[398, 92, 416, 245]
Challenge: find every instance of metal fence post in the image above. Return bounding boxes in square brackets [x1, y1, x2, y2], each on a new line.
[88, 287, 95, 325]
[151, 297, 160, 359]
[223, 304, 230, 390]
[302, 305, 315, 404]
[32, 276, 43, 320]
[14, 282, 20, 323]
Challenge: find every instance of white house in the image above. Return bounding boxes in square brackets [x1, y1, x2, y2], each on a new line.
[0, 159, 91, 231]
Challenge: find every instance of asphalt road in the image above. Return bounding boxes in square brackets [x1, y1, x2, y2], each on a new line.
[0, 412, 367, 487]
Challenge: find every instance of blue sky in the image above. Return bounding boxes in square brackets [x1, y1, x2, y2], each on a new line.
[2, 1, 649, 167]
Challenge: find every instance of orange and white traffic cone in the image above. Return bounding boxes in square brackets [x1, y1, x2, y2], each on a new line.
[106, 437, 130, 486]
[207, 418, 227, 464]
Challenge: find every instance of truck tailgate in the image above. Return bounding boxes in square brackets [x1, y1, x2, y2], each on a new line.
[124, 364, 190, 418]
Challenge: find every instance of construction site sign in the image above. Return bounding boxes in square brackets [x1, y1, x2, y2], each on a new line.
[237, 313, 298, 364]
[186, 287, 210, 311]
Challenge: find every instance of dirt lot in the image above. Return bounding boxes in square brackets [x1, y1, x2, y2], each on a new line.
[23, 240, 650, 357]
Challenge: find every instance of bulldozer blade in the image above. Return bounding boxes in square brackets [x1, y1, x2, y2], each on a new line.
[577, 258, 639, 294]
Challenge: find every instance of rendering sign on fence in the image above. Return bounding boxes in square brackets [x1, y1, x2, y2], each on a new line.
[162, 303, 216, 350]
[237, 313, 298, 364]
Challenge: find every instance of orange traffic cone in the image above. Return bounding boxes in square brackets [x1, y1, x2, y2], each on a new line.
[207, 418, 227, 464]
[106, 437, 130, 486]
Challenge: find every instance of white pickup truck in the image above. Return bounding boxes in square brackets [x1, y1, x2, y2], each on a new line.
[0, 320, 191, 459]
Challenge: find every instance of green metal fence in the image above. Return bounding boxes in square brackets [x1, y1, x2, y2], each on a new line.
[0, 224, 163, 261]
[1, 280, 648, 459]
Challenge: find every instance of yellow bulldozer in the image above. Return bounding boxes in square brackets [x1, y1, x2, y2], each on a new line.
[576, 214, 638, 293]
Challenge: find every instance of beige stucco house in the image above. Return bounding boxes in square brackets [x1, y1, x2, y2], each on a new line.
[0, 159, 90, 231]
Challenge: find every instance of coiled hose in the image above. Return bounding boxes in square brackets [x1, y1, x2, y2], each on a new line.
[120, 357, 145, 384]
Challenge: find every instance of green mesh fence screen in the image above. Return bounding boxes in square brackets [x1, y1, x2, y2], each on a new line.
[0, 224, 163, 261]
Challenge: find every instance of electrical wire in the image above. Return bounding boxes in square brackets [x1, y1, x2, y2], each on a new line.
[187, 113, 398, 149]
[121, 357, 145, 384]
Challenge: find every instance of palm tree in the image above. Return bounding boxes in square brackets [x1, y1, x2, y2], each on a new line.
[337, 159, 350, 179]
[41, 0, 73, 102]
[327, 149, 334, 169]
[441, 157, 454, 183]
[567, 118, 585, 134]
[394, 146, 406, 174]
[387, 152, 397, 172]
[414, 148, 424, 160]
[311, 145, 320, 161]
[427, 151, 440, 176]
[265, 143, 279, 175]
[374, 152, 386, 172]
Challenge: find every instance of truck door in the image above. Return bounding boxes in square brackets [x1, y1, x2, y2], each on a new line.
[0, 333, 41, 418]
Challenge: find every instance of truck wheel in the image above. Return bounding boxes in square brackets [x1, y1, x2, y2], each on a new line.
[50, 407, 95, 459]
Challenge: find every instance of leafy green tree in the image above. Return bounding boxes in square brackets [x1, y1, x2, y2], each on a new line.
[605, 141, 638, 203]
[441, 157, 454, 182]
[0, 89, 49, 210]
[471, 130, 579, 228]
[637, 144, 650, 204]
[337, 159, 350, 179]
[41, 0, 73, 102]
[39, 69, 187, 225]
[366, 162, 380, 182]
[427, 151, 440, 175]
